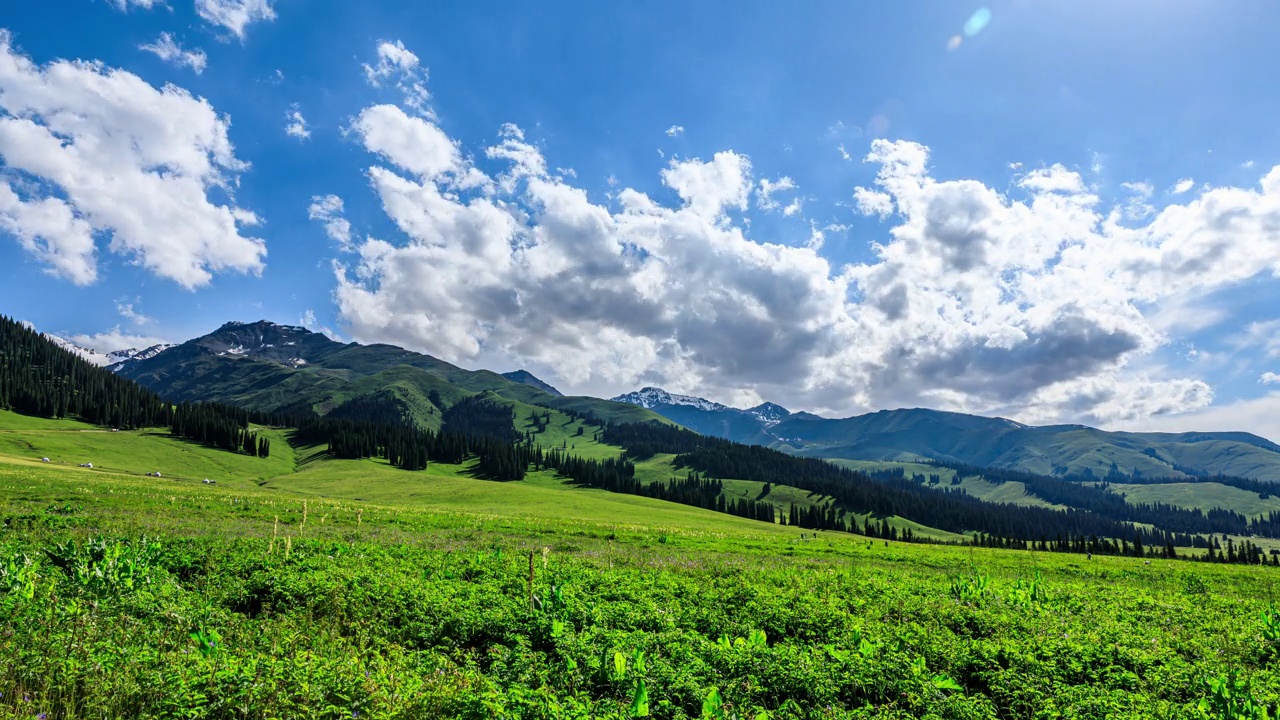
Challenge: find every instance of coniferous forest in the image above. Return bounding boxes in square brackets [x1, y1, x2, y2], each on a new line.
[0, 316, 267, 457]
[5, 313, 1279, 564]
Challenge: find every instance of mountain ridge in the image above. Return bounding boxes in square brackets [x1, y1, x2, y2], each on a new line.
[609, 387, 1280, 482]
[100, 321, 1280, 482]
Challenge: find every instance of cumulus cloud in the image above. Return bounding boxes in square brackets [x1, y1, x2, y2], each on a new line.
[195, 0, 276, 40]
[308, 194, 352, 250]
[139, 33, 207, 74]
[69, 326, 169, 354]
[1261, 372, 1280, 385]
[756, 176, 796, 212]
[1170, 177, 1195, 195]
[116, 300, 152, 325]
[363, 40, 429, 113]
[284, 106, 309, 140]
[0, 33, 265, 288]
[1120, 181, 1155, 220]
[327, 40, 1280, 425]
[665, 125, 684, 137]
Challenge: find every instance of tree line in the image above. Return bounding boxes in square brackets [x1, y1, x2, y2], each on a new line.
[0, 315, 270, 458]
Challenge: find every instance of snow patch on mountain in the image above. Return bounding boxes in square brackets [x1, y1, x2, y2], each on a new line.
[747, 402, 791, 427]
[45, 334, 174, 369]
[610, 387, 732, 412]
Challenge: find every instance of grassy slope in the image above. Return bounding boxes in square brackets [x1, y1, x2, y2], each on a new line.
[0, 410, 296, 482]
[827, 459, 1063, 510]
[1110, 481, 1280, 518]
[3, 449, 1279, 716]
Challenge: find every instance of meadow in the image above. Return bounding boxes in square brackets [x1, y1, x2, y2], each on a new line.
[1, 412, 1279, 719]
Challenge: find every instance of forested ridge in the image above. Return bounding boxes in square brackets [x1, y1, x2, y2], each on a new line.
[929, 460, 1280, 540]
[0, 315, 270, 457]
[593, 420, 1279, 564]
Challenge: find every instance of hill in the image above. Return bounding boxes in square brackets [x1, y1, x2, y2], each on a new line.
[2, 411, 1278, 717]
[115, 320, 666, 429]
[611, 389, 1280, 481]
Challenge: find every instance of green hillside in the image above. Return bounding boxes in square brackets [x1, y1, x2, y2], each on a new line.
[3, 421, 1278, 717]
[116, 321, 670, 430]
[1110, 481, 1280, 518]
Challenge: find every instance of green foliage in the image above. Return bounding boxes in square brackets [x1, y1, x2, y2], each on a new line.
[950, 571, 990, 605]
[2, 453, 1280, 718]
[1197, 672, 1273, 720]
[1007, 570, 1050, 608]
[43, 536, 161, 595]
[0, 550, 38, 599]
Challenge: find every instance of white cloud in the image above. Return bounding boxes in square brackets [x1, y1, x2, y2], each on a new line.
[1170, 177, 1195, 195]
[139, 33, 207, 74]
[107, 0, 164, 9]
[852, 186, 893, 218]
[0, 32, 265, 288]
[756, 176, 796, 211]
[0, 183, 97, 284]
[300, 309, 342, 341]
[195, 0, 276, 40]
[665, 125, 684, 137]
[1120, 181, 1155, 221]
[328, 40, 1280, 426]
[116, 300, 152, 325]
[363, 40, 430, 113]
[284, 107, 310, 140]
[69, 326, 168, 354]
[1261, 372, 1280, 385]
[1244, 160, 1256, 169]
[308, 194, 352, 250]
[783, 198, 803, 217]
[1115, 392, 1280, 444]
[1018, 164, 1086, 194]
[660, 151, 752, 218]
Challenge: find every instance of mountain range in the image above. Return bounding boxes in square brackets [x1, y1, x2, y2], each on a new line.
[94, 319, 1280, 483]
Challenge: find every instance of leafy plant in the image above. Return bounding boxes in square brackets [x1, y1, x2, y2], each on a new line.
[629, 679, 649, 717]
[44, 536, 161, 596]
[950, 572, 989, 605]
[1197, 672, 1272, 720]
[0, 551, 38, 600]
[1008, 571, 1050, 608]
[190, 626, 222, 658]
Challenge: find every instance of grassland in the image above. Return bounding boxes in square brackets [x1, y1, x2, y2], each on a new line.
[2, 412, 1280, 718]
[1110, 482, 1280, 518]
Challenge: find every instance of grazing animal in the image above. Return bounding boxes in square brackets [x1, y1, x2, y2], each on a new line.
[41, 457, 49, 463]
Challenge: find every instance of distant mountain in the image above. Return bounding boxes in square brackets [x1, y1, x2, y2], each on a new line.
[610, 387, 781, 446]
[611, 388, 1280, 482]
[45, 334, 174, 369]
[501, 370, 562, 396]
[115, 320, 666, 430]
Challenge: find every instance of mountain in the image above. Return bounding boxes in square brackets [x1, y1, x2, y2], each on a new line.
[612, 389, 1280, 482]
[501, 370, 563, 396]
[115, 320, 666, 430]
[44, 334, 175, 369]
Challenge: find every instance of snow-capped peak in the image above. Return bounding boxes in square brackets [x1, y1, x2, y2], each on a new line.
[44, 334, 176, 370]
[611, 387, 731, 412]
[747, 402, 791, 427]
[45, 334, 113, 366]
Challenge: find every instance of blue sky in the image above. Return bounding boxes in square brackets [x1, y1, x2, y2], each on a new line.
[3, 0, 1280, 437]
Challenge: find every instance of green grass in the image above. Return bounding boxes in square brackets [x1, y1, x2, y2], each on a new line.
[0, 409, 297, 482]
[826, 459, 1062, 510]
[1110, 481, 1280, 518]
[3, 454, 1279, 718]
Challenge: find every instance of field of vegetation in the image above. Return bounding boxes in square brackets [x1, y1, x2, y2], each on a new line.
[3, 411, 1280, 719]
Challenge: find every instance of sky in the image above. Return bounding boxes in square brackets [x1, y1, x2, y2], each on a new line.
[4, 1, 1280, 439]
